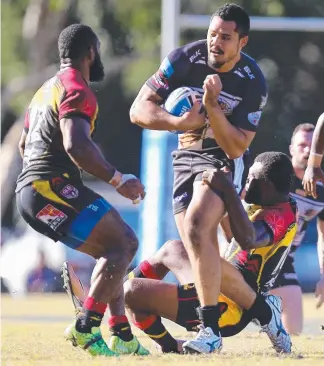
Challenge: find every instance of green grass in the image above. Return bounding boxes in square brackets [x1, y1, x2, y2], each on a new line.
[1, 294, 323, 365]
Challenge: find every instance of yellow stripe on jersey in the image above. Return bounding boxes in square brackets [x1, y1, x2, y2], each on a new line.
[254, 222, 297, 286]
[32, 180, 75, 210]
[90, 105, 99, 134]
[218, 294, 243, 327]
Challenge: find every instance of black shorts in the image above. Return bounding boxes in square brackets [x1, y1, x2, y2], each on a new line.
[175, 284, 252, 337]
[172, 149, 251, 214]
[272, 255, 300, 288]
[16, 175, 113, 251]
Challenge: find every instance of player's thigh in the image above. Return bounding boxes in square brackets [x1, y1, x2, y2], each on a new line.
[17, 177, 136, 259]
[53, 180, 137, 258]
[124, 278, 178, 321]
[77, 207, 137, 258]
[186, 179, 225, 232]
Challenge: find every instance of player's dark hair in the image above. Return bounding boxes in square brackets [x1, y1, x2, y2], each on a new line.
[58, 24, 97, 60]
[291, 123, 315, 143]
[211, 3, 250, 38]
[255, 152, 293, 194]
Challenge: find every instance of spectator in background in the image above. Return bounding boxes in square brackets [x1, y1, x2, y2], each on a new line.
[26, 249, 61, 293]
[271, 123, 324, 334]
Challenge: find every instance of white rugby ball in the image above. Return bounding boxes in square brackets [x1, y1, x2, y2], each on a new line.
[164, 87, 203, 134]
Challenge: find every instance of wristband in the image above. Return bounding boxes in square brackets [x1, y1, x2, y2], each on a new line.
[115, 174, 138, 189]
[109, 170, 123, 187]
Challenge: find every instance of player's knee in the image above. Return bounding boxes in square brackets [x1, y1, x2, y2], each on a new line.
[161, 239, 185, 258]
[121, 225, 139, 260]
[123, 279, 137, 308]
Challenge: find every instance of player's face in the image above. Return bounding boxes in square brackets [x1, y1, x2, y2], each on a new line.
[244, 161, 265, 204]
[207, 16, 247, 69]
[89, 40, 105, 82]
[290, 130, 313, 170]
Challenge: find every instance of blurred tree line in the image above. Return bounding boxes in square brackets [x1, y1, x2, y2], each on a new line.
[1, 0, 324, 230]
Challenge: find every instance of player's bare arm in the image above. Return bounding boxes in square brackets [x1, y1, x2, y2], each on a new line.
[60, 117, 145, 202]
[303, 113, 324, 197]
[130, 84, 205, 132]
[203, 74, 255, 159]
[202, 169, 272, 249]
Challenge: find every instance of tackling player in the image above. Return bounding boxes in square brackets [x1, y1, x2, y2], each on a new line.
[63, 152, 295, 354]
[16, 24, 148, 357]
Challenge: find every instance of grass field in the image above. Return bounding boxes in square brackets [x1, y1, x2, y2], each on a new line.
[1, 293, 323, 366]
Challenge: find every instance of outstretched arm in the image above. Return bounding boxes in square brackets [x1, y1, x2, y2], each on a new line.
[303, 113, 324, 198]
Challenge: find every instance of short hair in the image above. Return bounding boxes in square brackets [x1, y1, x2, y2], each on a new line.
[58, 24, 97, 60]
[211, 3, 250, 38]
[291, 123, 315, 143]
[254, 151, 293, 194]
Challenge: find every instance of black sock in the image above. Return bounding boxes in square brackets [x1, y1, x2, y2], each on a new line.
[76, 310, 103, 333]
[196, 305, 221, 336]
[109, 322, 133, 342]
[143, 316, 178, 353]
[248, 295, 272, 326]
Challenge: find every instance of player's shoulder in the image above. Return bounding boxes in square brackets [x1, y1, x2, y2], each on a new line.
[29, 75, 59, 107]
[170, 39, 207, 62]
[57, 67, 90, 94]
[238, 53, 267, 88]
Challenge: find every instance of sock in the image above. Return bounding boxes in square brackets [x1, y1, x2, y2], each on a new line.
[196, 305, 221, 336]
[248, 294, 272, 326]
[108, 315, 133, 342]
[124, 260, 162, 282]
[76, 296, 107, 333]
[134, 315, 178, 353]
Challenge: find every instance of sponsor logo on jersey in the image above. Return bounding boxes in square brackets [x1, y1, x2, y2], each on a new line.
[60, 184, 79, 199]
[189, 49, 201, 63]
[248, 111, 262, 126]
[217, 91, 242, 115]
[36, 204, 67, 230]
[244, 66, 255, 79]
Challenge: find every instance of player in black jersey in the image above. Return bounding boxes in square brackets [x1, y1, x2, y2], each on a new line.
[130, 3, 267, 353]
[271, 123, 324, 334]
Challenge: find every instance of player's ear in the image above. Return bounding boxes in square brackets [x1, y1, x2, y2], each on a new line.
[239, 35, 248, 49]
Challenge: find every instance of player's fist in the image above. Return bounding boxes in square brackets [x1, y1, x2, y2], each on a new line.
[202, 166, 232, 191]
[203, 74, 222, 107]
[178, 101, 206, 131]
[303, 166, 324, 199]
[113, 173, 145, 204]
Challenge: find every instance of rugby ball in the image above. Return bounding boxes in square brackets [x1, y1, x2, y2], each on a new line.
[164, 87, 203, 134]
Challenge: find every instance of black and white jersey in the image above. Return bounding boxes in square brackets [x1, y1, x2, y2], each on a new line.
[146, 39, 268, 155]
